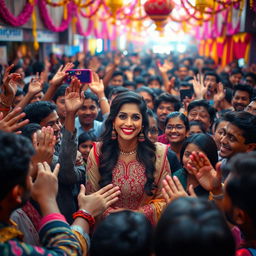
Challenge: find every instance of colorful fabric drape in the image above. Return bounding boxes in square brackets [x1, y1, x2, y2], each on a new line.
[198, 33, 252, 67]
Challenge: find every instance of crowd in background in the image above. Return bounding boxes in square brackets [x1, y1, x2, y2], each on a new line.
[1, 48, 256, 256]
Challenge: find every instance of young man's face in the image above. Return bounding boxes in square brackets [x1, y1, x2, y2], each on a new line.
[148, 80, 161, 89]
[219, 122, 251, 159]
[78, 99, 99, 127]
[204, 75, 217, 94]
[156, 102, 174, 123]
[230, 73, 242, 85]
[111, 75, 124, 87]
[178, 67, 188, 81]
[40, 110, 62, 143]
[55, 96, 66, 121]
[232, 90, 250, 111]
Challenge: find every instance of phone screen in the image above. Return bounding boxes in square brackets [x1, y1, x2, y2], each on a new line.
[238, 58, 245, 68]
[180, 89, 193, 101]
[65, 69, 92, 83]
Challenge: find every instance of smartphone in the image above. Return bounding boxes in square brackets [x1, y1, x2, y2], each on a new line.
[238, 58, 245, 68]
[180, 89, 193, 101]
[65, 69, 92, 83]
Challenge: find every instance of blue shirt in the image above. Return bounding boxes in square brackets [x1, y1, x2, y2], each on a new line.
[75, 117, 104, 139]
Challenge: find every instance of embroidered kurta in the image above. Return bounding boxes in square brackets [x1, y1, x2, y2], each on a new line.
[86, 142, 170, 225]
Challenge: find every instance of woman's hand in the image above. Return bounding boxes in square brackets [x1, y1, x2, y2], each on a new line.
[162, 175, 196, 204]
[186, 151, 222, 192]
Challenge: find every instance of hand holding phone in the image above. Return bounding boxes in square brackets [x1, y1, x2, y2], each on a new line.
[65, 69, 92, 83]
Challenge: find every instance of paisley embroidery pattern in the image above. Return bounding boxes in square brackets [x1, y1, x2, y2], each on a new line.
[112, 160, 146, 210]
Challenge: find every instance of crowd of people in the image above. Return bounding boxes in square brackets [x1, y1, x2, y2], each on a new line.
[0, 49, 256, 256]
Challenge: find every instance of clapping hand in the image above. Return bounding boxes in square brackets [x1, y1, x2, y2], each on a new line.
[186, 151, 222, 192]
[162, 175, 196, 204]
[31, 127, 56, 177]
[31, 162, 60, 205]
[0, 107, 29, 133]
[78, 184, 120, 217]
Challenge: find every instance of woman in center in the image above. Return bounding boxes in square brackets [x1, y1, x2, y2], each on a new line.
[86, 91, 170, 224]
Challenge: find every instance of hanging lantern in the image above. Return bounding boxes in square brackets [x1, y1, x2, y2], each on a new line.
[195, 0, 214, 13]
[106, 0, 123, 22]
[144, 0, 174, 32]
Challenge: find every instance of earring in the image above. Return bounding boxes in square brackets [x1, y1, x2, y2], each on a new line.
[111, 128, 117, 140]
[138, 131, 145, 142]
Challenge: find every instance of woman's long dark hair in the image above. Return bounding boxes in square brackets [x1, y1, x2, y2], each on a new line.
[99, 91, 156, 196]
[180, 133, 218, 168]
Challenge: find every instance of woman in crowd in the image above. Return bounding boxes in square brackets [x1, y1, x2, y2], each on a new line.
[187, 120, 206, 136]
[78, 132, 96, 167]
[86, 91, 170, 224]
[172, 133, 218, 198]
[158, 112, 189, 161]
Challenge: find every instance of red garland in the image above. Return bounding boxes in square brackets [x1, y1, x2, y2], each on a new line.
[0, 0, 36, 26]
[38, 0, 73, 32]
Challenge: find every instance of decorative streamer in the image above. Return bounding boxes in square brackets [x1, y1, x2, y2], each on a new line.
[31, 0, 39, 50]
[38, 0, 73, 32]
[44, 0, 70, 7]
[0, 0, 36, 26]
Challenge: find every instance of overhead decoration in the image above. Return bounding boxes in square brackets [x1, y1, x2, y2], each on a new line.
[195, 0, 214, 13]
[105, 0, 123, 23]
[144, 0, 175, 32]
[0, 0, 37, 26]
[0, 0, 248, 50]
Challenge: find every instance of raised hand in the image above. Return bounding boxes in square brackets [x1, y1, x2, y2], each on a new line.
[88, 72, 105, 97]
[113, 53, 122, 67]
[65, 77, 84, 114]
[124, 69, 133, 81]
[77, 184, 120, 217]
[0, 107, 29, 132]
[158, 59, 173, 74]
[31, 162, 60, 204]
[162, 175, 196, 204]
[186, 151, 222, 192]
[31, 127, 56, 173]
[2, 64, 14, 85]
[28, 74, 43, 96]
[50, 62, 74, 88]
[192, 73, 209, 100]
[213, 82, 225, 103]
[1, 65, 21, 106]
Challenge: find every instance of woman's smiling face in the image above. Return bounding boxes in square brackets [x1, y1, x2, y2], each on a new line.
[165, 117, 187, 144]
[113, 103, 143, 143]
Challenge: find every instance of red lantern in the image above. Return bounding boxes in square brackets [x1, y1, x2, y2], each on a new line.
[144, 0, 175, 32]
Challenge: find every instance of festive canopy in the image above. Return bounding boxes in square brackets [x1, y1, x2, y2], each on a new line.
[0, 0, 254, 64]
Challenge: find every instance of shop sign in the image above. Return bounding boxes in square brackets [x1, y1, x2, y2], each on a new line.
[37, 30, 58, 43]
[0, 27, 23, 41]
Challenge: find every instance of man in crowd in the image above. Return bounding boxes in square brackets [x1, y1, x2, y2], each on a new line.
[231, 84, 253, 111]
